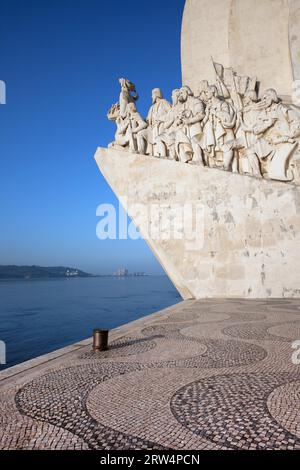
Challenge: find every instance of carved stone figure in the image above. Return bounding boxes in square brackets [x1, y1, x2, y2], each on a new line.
[107, 67, 300, 185]
[201, 86, 236, 170]
[173, 86, 205, 164]
[257, 89, 298, 181]
[107, 102, 147, 153]
[234, 90, 262, 177]
[119, 78, 139, 117]
[237, 89, 297, 181]
[196, 80, 211, 104]
[155, 89, 181, 160]
[155, 86, 205, 164]
[107, 79, 146, 153]
[137, 88, 171, 157]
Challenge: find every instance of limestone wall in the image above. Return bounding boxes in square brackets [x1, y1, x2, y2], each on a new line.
[95, 148, 300, 299]
[181, 0, 299, 98]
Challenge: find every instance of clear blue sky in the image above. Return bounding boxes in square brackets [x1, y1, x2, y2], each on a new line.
[0, 0, 185, 274]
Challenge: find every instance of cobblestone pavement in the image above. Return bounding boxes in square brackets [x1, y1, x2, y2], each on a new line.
[0, 299, 300, 450]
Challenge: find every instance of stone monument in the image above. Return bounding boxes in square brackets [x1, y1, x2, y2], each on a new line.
[95, 0, 300, 299]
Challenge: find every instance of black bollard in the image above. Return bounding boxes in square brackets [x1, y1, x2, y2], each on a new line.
[92, 329, 109, 351]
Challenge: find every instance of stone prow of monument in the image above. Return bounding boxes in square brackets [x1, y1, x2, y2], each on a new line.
[95, 147, 300, 299]
[95, 0, 300, 299]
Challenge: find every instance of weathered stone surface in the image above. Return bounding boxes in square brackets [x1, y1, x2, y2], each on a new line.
[95, 147, 300, 299]
[181, 0, 298, 98]
[289, 0, 300, 81]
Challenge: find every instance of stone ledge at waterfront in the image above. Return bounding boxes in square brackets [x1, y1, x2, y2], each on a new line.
[0, 299, 299, 450]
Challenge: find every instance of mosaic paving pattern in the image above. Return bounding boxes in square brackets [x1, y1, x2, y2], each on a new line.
[15, 363, 168, 450]
[267, 381, 300, 439]
[0, 299, 299, 450]
[223, 321, 300, 342]
[171, 373, 300, 450]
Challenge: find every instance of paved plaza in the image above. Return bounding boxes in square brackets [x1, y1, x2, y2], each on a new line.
[0, 299, 299, 450]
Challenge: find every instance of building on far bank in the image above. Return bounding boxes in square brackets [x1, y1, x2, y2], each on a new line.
[113, 268, 148, 277]
[115, 267, 129, 277]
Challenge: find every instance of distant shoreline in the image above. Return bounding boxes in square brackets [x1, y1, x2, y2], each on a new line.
[0, 265, 91, 280]
[0, 274, 158, 281]
[0, 265, 160, 281]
